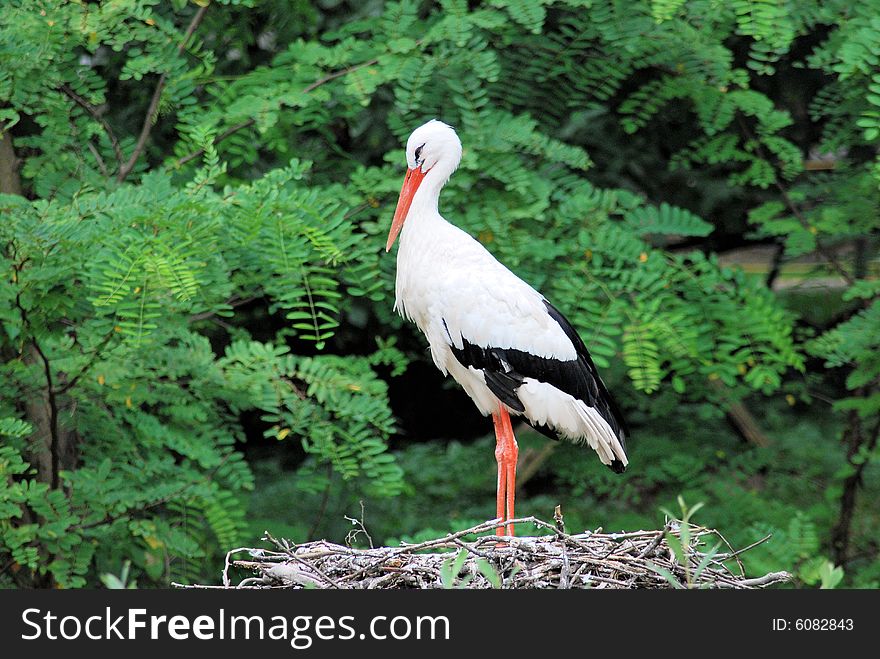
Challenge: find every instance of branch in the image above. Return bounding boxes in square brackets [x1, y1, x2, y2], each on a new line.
[52, 330, 116, 396]
[735, 115, 855, 285]
[187, 294, 262, 322]
[174, 120, 255, 168]
[203, 517, 792, 590]
[171, 57, 381, 168]
[14, 285, 61, 489]
[772, 181, 855, 286]
[832, 413, 880, 564]
[732, 571, 792, 588]
[60, 84, 124, 175]
[29, 339, 60, 490]
[74, 450, 235, 532]
[709, 380, 771, 447]
[85, 142, 108, 177]
[116, 4, 209, 182]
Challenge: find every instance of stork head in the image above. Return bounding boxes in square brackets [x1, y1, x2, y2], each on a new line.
[386, 120, 462, 252]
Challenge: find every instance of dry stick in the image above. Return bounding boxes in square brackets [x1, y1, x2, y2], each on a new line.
[116, 4, 209, 182]
[452, 537, 494, 561]
[223, 546, 259, 587]
[558, 543, 571, 589]
[210, 517, 790, 590]
[339, 518, 506, 583]
[262, 530, 294, 554]
[172, 56, 381, 168]
[637, 522, 671, 559]
[344, 500, 374, 549]
[172, 582, 230, 589]
[282, 552, 344, 589]
[253, 531, 343, 588]
[725, 571, 791, 588]
[709, 528, 767, 576]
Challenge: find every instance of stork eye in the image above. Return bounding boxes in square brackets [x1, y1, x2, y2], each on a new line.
[414, 143, 425, 162]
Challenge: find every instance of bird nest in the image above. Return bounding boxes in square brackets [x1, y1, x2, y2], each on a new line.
[182, 516, 791, 590]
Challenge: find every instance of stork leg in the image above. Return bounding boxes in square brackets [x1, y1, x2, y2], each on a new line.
[492, 408, 519, 537]
[500, 408, 518, 537]
[492, 412, 507, 536]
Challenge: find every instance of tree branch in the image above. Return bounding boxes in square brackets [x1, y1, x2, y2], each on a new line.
[13, 284, 61, 489]
[771, 180, 855, 286]
[60, 83, 124, 175]
[52, 330, 116, 396]
[735, 115, 855, 286]
[187, 294, 262, 322]
[832, 412, 880, 565]
[116, 4, 209, 183]
[172, 57, 381, 168]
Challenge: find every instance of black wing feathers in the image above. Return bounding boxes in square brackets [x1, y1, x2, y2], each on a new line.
[543, 301, 630, 445]
[445, 301, 629, 470]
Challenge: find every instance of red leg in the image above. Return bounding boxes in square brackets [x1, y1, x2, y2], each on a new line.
[499, 409, 518, 537]
[492, 412, 507, 536]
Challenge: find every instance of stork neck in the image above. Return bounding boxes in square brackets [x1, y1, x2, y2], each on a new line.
[399, 190, 445, 251]
[409, 180, 441, 217]
[407, 155, 456, 222]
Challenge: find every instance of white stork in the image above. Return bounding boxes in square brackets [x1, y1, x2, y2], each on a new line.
[386, 120, 629, 536]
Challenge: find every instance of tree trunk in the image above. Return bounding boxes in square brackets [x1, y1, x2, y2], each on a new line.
[3, 134, 79, 479]
[0, 130, 22, 194]
[831, 412, 879, 565]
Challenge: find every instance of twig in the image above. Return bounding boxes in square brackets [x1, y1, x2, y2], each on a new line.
[60, 84, 124, 174]
[344, 500, 373, 549]
[452, 537, 494, 560]
[559, 542, 570, 589]
[223, 547, 259, 587]
[196, 516, 791, 590]
[283, 552, 343, 589]
[171, 57, 381, 168]
[637, 522, 671, 559]
[188, 294, 262, 322]
[86, 142, 108, 177]
[174, 120, 255, 167]
[117, 4, 209, 182]
[735, 115, 854, 285]
[53, 330, 116, 396]
[713, 532, 772, 572]
[725, 571, 791, 588]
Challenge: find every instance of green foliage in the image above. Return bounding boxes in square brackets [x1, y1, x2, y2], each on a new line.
[0, 0, 404, 587]
[440, 549, 471, 589]
[647, 497, 720, 589]
[1, 0, 877, 588]
[100, 560, 138, 590]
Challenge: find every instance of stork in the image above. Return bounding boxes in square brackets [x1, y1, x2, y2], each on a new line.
[386, 120, 629, 537]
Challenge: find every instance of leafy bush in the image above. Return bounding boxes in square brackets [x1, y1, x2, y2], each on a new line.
[1, 0, 876, 587]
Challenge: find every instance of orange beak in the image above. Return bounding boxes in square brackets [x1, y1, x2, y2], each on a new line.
[386, 166, 428, 252]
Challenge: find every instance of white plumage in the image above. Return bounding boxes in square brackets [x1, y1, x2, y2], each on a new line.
[385, 120, 629, 535]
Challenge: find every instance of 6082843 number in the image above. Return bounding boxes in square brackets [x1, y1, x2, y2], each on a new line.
[794, 619, 854, 631]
